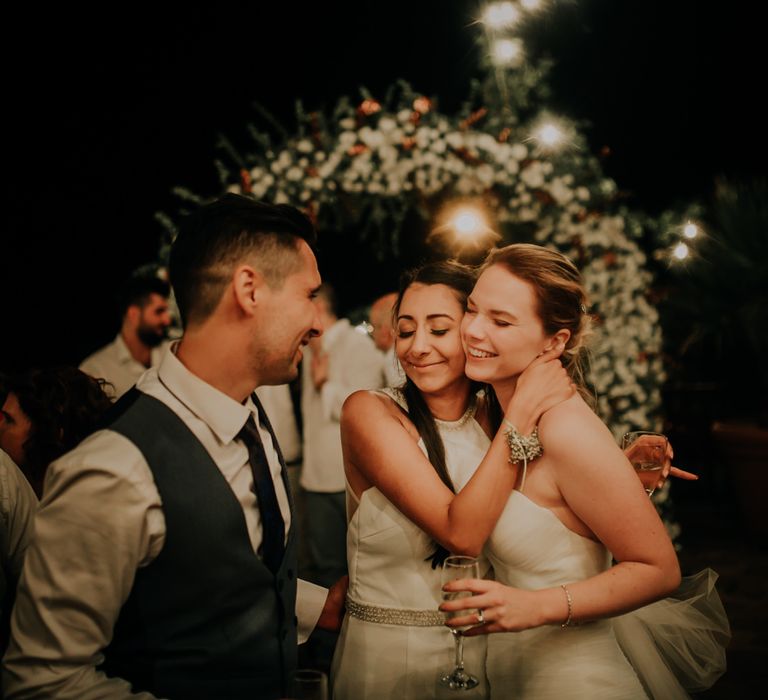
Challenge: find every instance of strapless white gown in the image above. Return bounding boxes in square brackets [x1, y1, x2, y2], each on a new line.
[332, 388, 729, 699]
[331, 389, 491, 700]
[485, 491, 729, 699]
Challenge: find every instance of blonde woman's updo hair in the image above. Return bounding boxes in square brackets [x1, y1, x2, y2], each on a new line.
[481, 243, 593, 390]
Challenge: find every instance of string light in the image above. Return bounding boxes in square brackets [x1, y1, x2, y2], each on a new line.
[483, 2, 521, 30]
[492, 38, 524, 67]
[453, 209, 485, 238]
[428, 201, 500, 254]
[683, 221, 699, 239]
[672, 242, 690, 260]
[536, 123, 564, 147]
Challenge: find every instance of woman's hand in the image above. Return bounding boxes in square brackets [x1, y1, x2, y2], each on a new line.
[505, 344, 574, 434]
[622, 435, 698, 492]
[440, 578, 549, 635]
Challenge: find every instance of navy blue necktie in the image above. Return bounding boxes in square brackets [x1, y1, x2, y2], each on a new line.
[239, 413, 285, 574]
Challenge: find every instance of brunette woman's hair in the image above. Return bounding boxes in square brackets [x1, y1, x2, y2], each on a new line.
[394, 260, 480, 568]
[2, 367, 113, 496]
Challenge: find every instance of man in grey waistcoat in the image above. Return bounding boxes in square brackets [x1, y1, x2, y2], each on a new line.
[3, 195, 347, 700]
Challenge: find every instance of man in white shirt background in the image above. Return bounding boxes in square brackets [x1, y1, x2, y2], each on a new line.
[79, 275, 173, 399]
[368, 290, 405, 387]
[300, 284, 382, 589]
[3, 195, 347, 700]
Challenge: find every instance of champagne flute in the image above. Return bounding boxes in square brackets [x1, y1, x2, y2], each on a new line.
[621, 430, 669, 496]
[440, 555, 481, 691]
[288, 669, 328, 700]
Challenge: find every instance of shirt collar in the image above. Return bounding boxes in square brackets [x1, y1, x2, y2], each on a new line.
[114, 334, 134, 365]
[156, 342, 252, 445]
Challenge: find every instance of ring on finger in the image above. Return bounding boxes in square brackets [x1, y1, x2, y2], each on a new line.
[477, 609, 485, 624]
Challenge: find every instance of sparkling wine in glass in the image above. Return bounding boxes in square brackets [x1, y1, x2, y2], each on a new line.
[621, 430, 669, 496]
[440, 555, 481, 691]
[289, 669, 328, 700]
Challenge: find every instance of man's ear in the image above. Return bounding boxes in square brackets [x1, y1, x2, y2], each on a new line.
[232, 263, 268, 315]
[125, 305, 141, 329]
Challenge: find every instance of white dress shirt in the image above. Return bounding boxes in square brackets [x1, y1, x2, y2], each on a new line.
[300, 319, 384, 493]
[255, 384, 302, 464]
[0, 450, 37, 622]
[3, 345, 326, 700]
[381, 344, 406, 388]
[80, 333, 169, 399]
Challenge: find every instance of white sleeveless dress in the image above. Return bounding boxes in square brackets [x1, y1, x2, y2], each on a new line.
[331, 389, 492, 700]
[485, 491, 729, 699]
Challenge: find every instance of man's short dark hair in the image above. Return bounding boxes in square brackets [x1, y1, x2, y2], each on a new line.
[118, 275, 171, 317]
[169, 194, 317, 328]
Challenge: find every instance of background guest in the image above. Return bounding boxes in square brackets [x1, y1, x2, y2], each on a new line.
[0, 450, 36, 656]
[0, 367, 113, 497]
[80, 274, 172, 399]
[300, 283, 383, 588]
[368, 291, 405, 387]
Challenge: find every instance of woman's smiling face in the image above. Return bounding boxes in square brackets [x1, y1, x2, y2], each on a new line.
[395, 282, 469, 395]
[461, 264, 553, 385]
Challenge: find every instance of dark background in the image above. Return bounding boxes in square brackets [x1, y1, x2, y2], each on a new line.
[3, 0, 765, 371]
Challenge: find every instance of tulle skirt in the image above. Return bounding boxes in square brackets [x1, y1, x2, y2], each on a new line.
[614, 568, 731, 699]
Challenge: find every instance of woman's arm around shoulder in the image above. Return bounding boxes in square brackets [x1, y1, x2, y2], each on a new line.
[340, 389, 518, 556]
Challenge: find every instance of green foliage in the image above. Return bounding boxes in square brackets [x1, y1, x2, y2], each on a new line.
[661, 178, 768, 422]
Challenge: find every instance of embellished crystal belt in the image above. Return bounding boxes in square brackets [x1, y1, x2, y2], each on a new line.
[346, 596, 445, 627]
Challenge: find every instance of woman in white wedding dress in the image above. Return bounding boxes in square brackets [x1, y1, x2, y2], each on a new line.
[332, 254, 723, 699]
[331, 262, 572, 699]
[442, 244, 728, 699]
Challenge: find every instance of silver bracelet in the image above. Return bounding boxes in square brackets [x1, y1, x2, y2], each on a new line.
[560, 584, 573, 629]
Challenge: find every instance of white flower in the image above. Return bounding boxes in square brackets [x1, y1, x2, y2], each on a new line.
[430, 138, 447, 155]
[339, 117, 356, 130]
[549, 178, 574, 205]
[520, 162, 545, 188]
[285, 166, 303, 182]
[338, 131, 357, 149]
[297, 139, 313, 154]
[397, 109, 413, 124]
[359, 127, 384, 149]
[510, 143, 528, 160]
[445, 132, 464, 150]
[378, 116, 397, 133]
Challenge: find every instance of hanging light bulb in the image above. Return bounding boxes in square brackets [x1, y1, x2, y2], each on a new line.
[672, 242, 689, 260]
[683, 221, 699, 239]
[453, 208, 485, 239]
[483, 2, 521, 30]
[492, 38, 524, 67]
[537, 123, 563, 146]
[428, 200, 500, 255]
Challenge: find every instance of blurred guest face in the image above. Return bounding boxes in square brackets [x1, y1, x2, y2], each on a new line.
[369, 294, 397, 351]
[0, 392, 32, 467]
[395, 283, 469, 396]
[136, 293, 172, 347]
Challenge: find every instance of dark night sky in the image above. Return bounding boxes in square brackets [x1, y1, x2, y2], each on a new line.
[3, 0, 765, 371]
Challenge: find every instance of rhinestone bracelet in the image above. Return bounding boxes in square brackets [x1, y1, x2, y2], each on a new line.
[502, 420, 543, 465]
